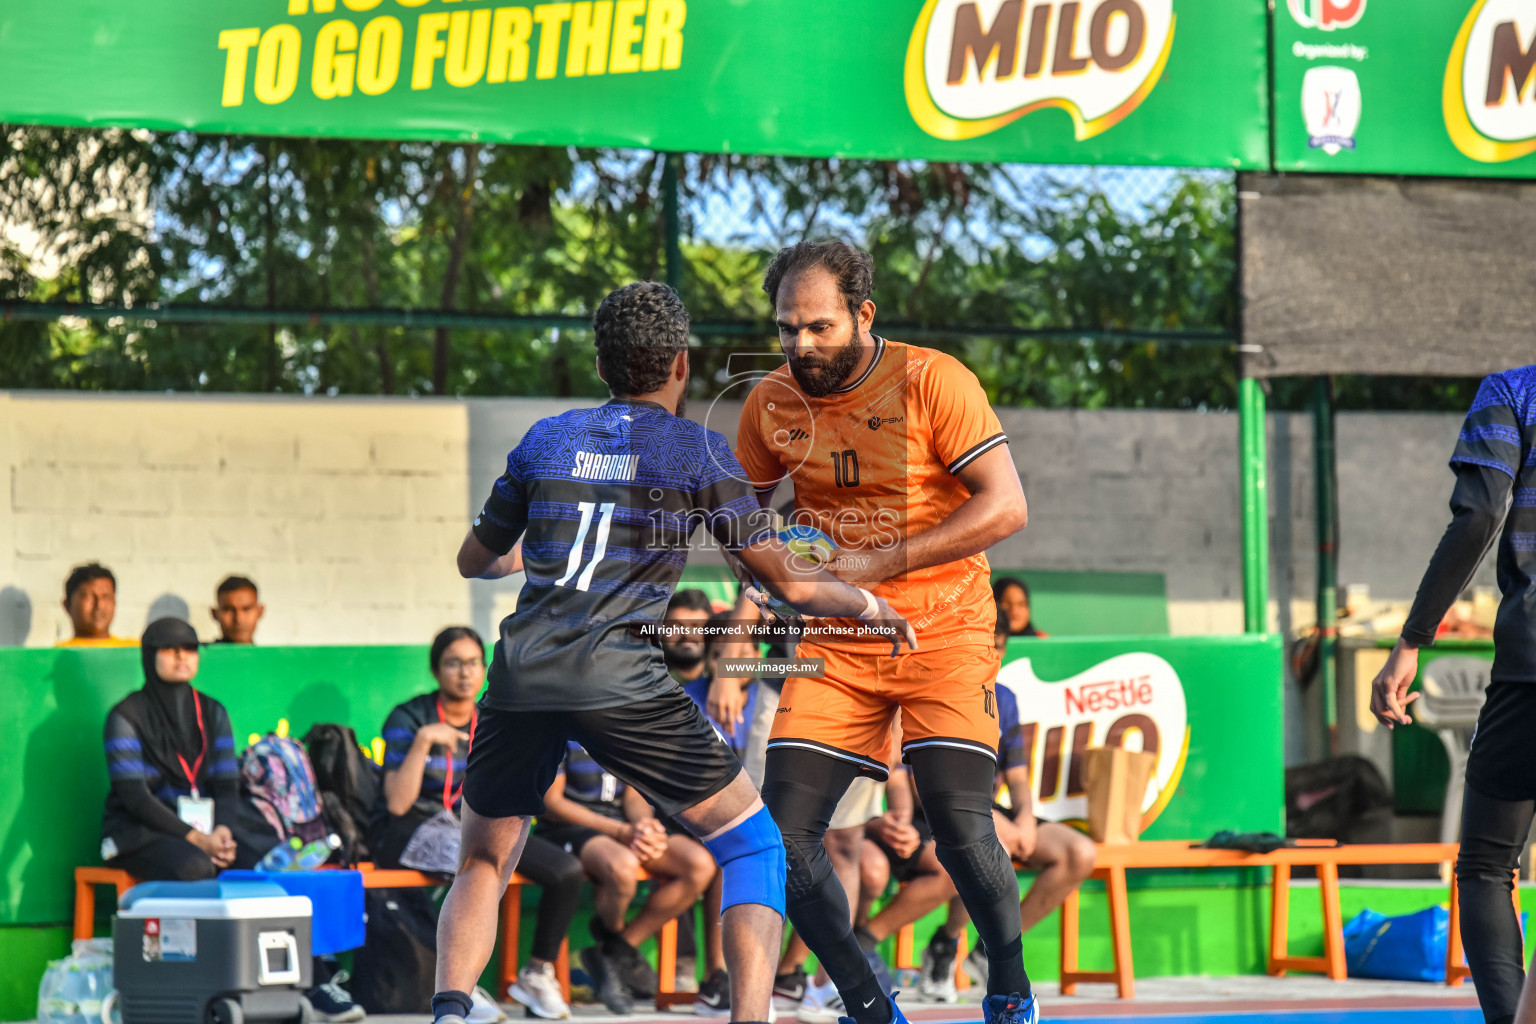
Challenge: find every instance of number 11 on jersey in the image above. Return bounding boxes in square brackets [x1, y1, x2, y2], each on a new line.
[556, 501, 616, 591]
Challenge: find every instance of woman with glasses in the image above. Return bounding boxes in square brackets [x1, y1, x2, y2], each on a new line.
[100, 617, 239, 880]
[371, 626, 580, 1019]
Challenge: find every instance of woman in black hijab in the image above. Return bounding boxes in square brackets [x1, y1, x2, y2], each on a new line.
[100, 617, 239, 880]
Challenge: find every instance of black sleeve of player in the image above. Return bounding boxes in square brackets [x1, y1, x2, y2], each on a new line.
[471, 472, 528, 556]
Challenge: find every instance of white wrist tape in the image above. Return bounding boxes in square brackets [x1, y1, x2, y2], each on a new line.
[856, 588, 881, 621]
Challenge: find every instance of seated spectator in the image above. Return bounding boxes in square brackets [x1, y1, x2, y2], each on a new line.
[100, 618, 236, 878]
[371, 627, 578, 1020]
[212, 575, 264, 644]
[537, 743, 715, 1016]
[59, 563, 136, 647]
[994, 576, 1048, 638]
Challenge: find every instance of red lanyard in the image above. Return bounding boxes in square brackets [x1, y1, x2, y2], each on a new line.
[436, 698, 476, 812]
[176, 691, 208, 798]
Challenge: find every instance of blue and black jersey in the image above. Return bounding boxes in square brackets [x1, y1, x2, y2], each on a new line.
[682, 673, 757, 762]
[472, 399, 773, 712]
[101, 692, 238, 858]
[551, 741, 626, 822]
[1404, 365, 1536, 682]
[995, 683, 1027, 774]
[376, 693, 470, 823]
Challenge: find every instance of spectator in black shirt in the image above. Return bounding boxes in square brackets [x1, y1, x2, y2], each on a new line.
[1371, 366, 1536, 1024]
[371, 627, 580, 1020]
[100, 618, 238, 879]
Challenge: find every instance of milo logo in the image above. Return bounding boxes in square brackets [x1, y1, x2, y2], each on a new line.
[1445, 0, 1536, 163]
[905, 0, 1175, 141]
[998, 652, 1189, 829]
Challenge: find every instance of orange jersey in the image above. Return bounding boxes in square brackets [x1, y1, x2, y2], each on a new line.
[735, 336, 1008, 652]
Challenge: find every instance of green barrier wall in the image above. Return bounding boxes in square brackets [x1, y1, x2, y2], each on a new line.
[0, 633, 1278, 1019]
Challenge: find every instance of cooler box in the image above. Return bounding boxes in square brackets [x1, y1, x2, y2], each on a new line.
[113, 878, 314, 1024]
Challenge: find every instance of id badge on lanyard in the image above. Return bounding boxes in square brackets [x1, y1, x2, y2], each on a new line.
[437, 698, 477, 812]
[176, 691, 213, 833]
[177, 796, 215, 834]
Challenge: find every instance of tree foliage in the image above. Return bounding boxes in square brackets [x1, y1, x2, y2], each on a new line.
[4, 127, 1465, 410]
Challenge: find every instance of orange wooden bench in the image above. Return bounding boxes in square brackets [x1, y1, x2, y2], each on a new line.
[75, 862, 686, 1009]
[1058, 840, 1489, 999]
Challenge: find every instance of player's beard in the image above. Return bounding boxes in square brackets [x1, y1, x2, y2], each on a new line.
[663, 644, 704, 672]
[787, 317, 863, 397]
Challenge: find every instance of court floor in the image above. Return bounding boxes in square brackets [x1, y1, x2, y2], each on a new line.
[346, 981, 1482, 1024]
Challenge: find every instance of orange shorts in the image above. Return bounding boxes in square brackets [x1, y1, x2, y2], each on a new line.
[767, 642, 1002, 777]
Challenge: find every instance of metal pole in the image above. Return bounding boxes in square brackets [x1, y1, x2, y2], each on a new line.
[1241, 376, 1271, 634]
[1313, 376, 1339, 738]
[662, 152, 683, 296]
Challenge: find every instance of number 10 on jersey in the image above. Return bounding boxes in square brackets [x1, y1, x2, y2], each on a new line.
[831, 450, 860, 489]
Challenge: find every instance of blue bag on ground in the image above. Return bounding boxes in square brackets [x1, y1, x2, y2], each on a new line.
[1344, 906, 1448, 982]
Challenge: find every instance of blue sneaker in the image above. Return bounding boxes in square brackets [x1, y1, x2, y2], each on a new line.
[982, 992, 1039, 1024]
[836, 991, 909, 1024]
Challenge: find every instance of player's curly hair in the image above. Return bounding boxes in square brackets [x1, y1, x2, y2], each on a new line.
[592, 282, 690, 398]
[761, 239, 875, 325]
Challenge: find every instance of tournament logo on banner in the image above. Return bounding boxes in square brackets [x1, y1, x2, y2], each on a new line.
[905, 0, 1175, 141]
[1302, 65, 1361, 153]
[998, 652, 1189, 829]
[1445, 0, 1536, 162]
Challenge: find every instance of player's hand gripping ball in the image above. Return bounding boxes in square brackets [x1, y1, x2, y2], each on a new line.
[747, 518, 837, 620]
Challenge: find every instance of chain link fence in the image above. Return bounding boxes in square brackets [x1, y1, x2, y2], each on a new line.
[2, 132, 1240, 405]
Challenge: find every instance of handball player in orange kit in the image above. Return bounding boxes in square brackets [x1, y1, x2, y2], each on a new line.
[733, 240, 1038, 1024]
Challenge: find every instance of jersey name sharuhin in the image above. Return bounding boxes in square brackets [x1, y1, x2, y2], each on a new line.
[572, 451, 640, 481]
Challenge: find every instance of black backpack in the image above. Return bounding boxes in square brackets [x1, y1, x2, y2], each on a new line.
[303, 723, 382, 864]
[350, 887, 439, 1014]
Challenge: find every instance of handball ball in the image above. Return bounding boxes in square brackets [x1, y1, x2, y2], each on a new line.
[752, 520, 837, 618]
[780, 523, 836, 566]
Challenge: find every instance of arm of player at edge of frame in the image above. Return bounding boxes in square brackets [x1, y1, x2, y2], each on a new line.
[457, 537, 524, 580]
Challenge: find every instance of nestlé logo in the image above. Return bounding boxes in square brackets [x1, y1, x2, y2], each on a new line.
[998, 651, 1189, 829]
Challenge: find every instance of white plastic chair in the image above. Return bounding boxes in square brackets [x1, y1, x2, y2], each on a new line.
[1414, 656, 1493, 844]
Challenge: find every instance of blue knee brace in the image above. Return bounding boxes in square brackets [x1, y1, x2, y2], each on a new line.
[703, 805, 787, 918]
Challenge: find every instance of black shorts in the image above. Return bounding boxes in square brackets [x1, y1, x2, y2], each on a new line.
[463, 687, 742, 820]
[1466, 681, 1536, 803]
[870, 814, 934, 885]
[534, 821, 611, 856]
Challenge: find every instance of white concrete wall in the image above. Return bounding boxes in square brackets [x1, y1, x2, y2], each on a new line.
[2, 392, 471, 645]
[0, 390, 1478, 647]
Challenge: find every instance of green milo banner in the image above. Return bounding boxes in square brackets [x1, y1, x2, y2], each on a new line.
[1274, 0, 1536, 176]
[0, 0, 1270, 168]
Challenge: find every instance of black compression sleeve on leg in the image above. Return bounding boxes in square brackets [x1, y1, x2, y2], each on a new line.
[908, 745, 1032, 1001]
[762, 747, 891, 1024]
[1456, 783, 1534, 1024]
